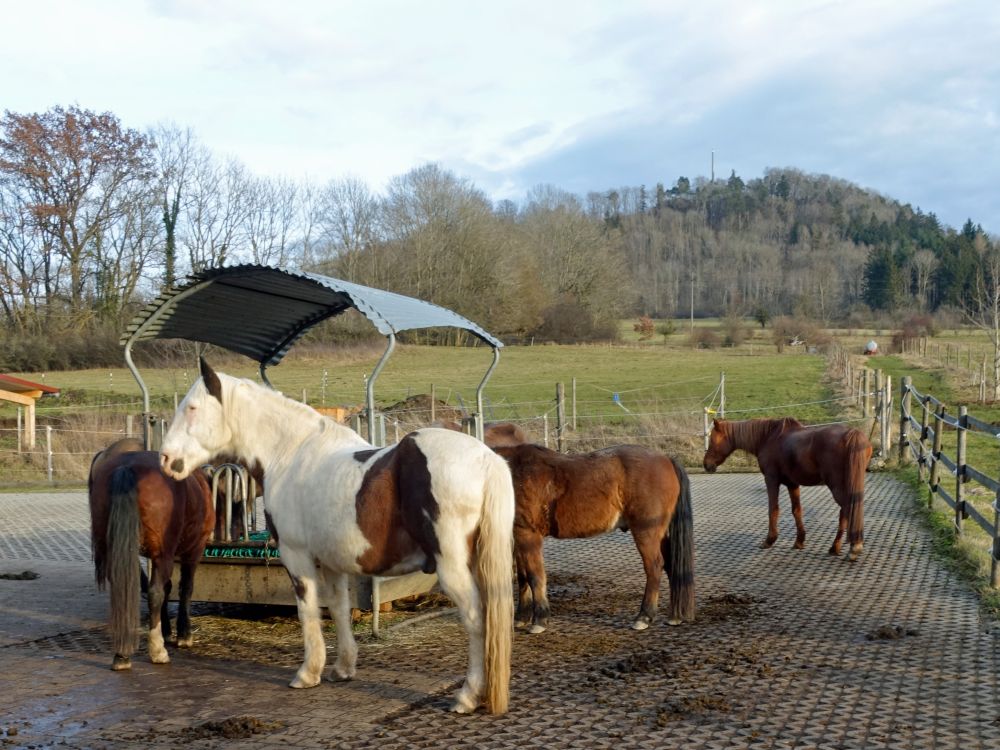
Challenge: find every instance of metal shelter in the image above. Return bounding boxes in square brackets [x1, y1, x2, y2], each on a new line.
[120, 265, 504, 632]
[121, 264, 503, 447]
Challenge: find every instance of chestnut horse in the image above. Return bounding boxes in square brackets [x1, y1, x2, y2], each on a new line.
[702, 418, 872, 561]
[493, 442, 695, 633]
[433, 420, 527, 448]
[89, 439, 214, 670]
[159, 359, 515, 715]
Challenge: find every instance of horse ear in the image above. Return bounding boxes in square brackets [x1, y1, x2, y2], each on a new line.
[199, 357, 223, 403]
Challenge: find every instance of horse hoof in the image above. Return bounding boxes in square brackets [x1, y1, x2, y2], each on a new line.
[150, 652, 170, 665]
[793, 541, 805, 550]
[514, 619, 529, 629]
[175, 636, 194, 648]
[631, 619, 650, 631]
[111, 656, 131, 671]
[450, 690, 479, 714]
[828, 547, 841, 556]
[289, 674, 321, 689]
[666, 618, 683, 627]
[328, 664, 356, 682]
[760, 539, 775, 549]
[527, 624, 546, 634]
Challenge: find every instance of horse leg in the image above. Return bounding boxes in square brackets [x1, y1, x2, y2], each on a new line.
[631, 528, 664, 631]
[829, 503, 847, 556]
[317, 569, 356, 681]
[160, 575, 173, 642]
[435, 542, 486, 714]
[837, 486, 865, 561]
[146, 558, 171, 664]
[283, 548, 326, 689]
[513, 541, 534, 629]
[515, 528, 549, 634]
[174, 561, 196, 648]
[761, 477, 781, 548]
[788, 485, 806, 549]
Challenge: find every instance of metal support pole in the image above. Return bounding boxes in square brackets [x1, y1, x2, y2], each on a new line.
[720, 372, 726, 418]
[863, 368, 871, 418]
[704, 408, 710, 451]
[16, 407, 22, 454]
[474, 347, 501, 443]
[366, 333, 396, 448]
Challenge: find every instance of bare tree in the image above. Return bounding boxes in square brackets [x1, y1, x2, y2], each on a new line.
[965, 235, 1000, 400]
[243, 174, 298, 266]
[0, 106, 156, 323]
[181, 153, 249, 271]
[151, 123, 197, 289]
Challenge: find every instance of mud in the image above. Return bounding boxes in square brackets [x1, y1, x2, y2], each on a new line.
[0, 570, 39, 580]
[867, 624, 920, 640]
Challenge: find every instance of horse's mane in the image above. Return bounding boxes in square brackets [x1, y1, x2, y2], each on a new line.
[722, 417, 803, 452]
[218, 372, 365, 448]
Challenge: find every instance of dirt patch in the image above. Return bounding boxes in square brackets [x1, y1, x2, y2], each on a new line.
[383, 394, 465, 426]
[867, 624, 919, 641]
[0, 570, 39, 580]
[655, 694, 733, 725]
[697, 592, 763, 623]
[179, 716, 284, 740]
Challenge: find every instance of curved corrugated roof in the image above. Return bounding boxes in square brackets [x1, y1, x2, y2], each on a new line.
[121, 265, 503, 366]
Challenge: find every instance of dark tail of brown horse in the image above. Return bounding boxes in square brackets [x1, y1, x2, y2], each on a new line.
[663, 457, 696, 623]
[844, 430, 871, 550]
[104, 466, 142, 661]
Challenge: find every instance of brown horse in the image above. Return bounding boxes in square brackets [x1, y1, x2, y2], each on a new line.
[493, 443, 695, 633]
[89, 439, 214, 670]
[702, 418, 872, 561]
[433, 420, 527, 448]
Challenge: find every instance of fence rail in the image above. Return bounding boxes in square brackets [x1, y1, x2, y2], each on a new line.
[898, 376, 1000, 586]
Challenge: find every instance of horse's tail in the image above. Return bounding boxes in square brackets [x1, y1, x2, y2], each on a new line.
[107, 465, 142, 660]
[844, 429, 872, 548]
[476, 452, 515, 715]
[663, 456, 696, 623]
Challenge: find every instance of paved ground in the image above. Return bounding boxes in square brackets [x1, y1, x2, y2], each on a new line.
[1, 474, 998, 750]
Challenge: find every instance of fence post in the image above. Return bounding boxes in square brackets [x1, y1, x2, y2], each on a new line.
[918, 395, 931, 482]
[863, 369, 871, 418]
[882, 374, 892, 454]
[46, 425, 53, 484]
[555, 382, 565, 452]
[720, 372, 726, 418]
[955, 406, 967, 535]
[542, 413, 549, 448]
[929, 404, 945, 509]
[704, 408, 711, 451]
[874, 369, 883, 453]
[899, 376, 912, 463]
[17, 407, 22, 454]
[571, 377, 577, 431]
[992, 487, 1000, 587]
[430, 384, 436, 423]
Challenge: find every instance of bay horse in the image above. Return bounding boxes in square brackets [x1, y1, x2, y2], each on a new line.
[88, 438, 215, 670]
[159, 359, 515, 715]
[434, 419, 527, 448]
[702, 418, 872, 561]
[493, 442, 695, 633]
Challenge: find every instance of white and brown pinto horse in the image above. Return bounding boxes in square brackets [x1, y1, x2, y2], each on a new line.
[160, 360, 515, 715]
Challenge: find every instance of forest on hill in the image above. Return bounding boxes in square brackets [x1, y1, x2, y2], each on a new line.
[1, 105, 997, 370]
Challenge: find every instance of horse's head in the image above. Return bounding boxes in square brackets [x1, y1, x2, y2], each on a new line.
[161, 358, 234, 480]
[702, 419, 732, 473]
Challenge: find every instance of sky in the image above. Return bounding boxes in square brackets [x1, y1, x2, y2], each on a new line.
[3, 0, 999, 233]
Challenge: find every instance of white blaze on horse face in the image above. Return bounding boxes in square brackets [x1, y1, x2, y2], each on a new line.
[161, 378, 233, 479]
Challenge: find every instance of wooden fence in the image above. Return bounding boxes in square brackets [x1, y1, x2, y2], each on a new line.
[898, 375, 1000, 586]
